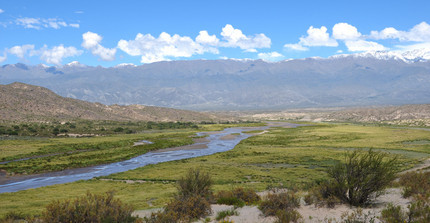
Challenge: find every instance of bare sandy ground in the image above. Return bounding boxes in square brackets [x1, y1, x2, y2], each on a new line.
[132, 187, 411, 223]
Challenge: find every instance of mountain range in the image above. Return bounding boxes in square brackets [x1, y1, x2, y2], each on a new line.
[1, 49, 430, 110]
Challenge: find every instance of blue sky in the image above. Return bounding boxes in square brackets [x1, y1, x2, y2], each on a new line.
[1, 0, 430, 67]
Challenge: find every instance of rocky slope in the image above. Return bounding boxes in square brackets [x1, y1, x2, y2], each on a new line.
[0, 82, 225, 122]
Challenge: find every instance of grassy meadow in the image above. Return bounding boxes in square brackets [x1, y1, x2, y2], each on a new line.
[1, 122, 429, 217]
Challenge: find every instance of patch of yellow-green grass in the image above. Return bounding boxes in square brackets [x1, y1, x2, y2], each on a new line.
[0, 180, 177, 217]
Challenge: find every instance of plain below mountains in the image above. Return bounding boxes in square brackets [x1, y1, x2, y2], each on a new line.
[1, 49, 430, 110]
[0, 82, 227, 122]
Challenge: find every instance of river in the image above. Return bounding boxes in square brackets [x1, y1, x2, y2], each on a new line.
[0, 122, 301, 193]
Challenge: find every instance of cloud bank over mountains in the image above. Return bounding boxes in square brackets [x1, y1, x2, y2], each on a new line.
[2, 19, 430, 65]
[284, 22, 430, 53]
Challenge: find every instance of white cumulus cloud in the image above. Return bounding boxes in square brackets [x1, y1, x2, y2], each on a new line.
[258, 51, 283, 61]
[117, 24, 271, 63]
[0, 9, 4, 14]
[82, 32, 116, 61]
[9, 44, 35, 58]
[220, 24, 271, 52]
[284, 26, 337, 51]
[300, 26, 338, 47]
[118, 32, 207, 63]
[370, 22, 430, 42]
[15, 17, 79, 29]
[345, 40, 387, 52]
[332, 23, 361, 40]
[8, 44, 82, 65]
[196, 30, 219, 46]
[38, 45, 82, 65]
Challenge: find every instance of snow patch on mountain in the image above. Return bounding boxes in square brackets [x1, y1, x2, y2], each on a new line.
[330, 48, 430, 63]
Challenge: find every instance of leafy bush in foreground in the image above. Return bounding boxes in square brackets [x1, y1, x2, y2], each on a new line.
[259, 191, 302, 223]
[215, 187, 260, 207]
[144, 169, 213, 223]
[42, 191, 136, 223]
[177, 168, 213, 199]
[327, 149, 398, 206]
[380, 195, 430, 223]
[304, 180, 341, 208]
[399, 171, 430, 198]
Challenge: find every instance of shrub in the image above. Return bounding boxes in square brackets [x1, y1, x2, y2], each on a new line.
[327, 149, 398, 206]
[380, 203, 407, 223]
[379, 195, 430, 223]
[215, 209, 238, 221]
[165, 194, 212, 222]
[274, 209, 302, 223]
[408, 195, 430, 223]
[177, 168, 212, 199]
[341, 208, 376, 223]
[0, 211, 28, 222]
[215, 187, 260, 207]
[304, 181, 341, 208]
[231, 187, 260, 204]
[216, 194, 245, 207]
[144, 194, 212, 223]
[41, 191, 136, 223]
[145, 169, 213, 223]
[259, 191, 300, 217]
[399, 171, 430, 198]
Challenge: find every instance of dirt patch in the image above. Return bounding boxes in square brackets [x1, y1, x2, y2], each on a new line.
[134, 187, 411, 223]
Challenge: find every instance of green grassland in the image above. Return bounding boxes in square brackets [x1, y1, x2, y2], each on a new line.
[0, 130, 197, 174]
[1, 122, 429, 217]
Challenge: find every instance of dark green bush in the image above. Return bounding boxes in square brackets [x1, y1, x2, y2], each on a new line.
[0, 211, 29, 223]
[259, 191, 300, 217]
[177, 168, 213, 199]
[165, 194, 212, 222]
[144, 195, 212, 223]
[380, 195, 430, 223]
[274, 209, 302, 223]
[327, 149, 398, 206]
[380, 203, 406, 223]
[145, 169, 213, 223]
[42, 191, 136, 223]
[215, 209, 238, 221]
[231, 187, 260, 204]
[304, 181, 341, 208]
[216, 195, 245, 207]
[215, 187, 260, 207]
[340, 208, 376, 223]
[399, 171, 430, 198]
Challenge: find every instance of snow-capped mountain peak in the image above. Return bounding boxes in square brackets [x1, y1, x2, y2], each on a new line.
[330, 48, 430, 63]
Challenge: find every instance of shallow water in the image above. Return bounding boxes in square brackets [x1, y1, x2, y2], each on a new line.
[0, 122, 301, 193]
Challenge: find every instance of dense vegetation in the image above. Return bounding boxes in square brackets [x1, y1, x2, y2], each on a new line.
[0, 120, 198, 137]
[0, 122, 429, 219]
